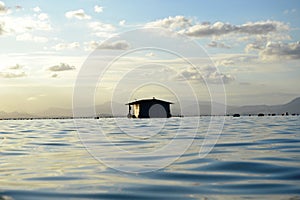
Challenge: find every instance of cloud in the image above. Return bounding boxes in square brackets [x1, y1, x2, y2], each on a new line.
[33, 6, 41, 12]
[260, 41, 300, 60]
[239, 21, 288, 35]
[88, 21, 116, 38]
[207, 41, 231, 49]
[27, 97, 37, 101]
[146, 52, 155, 57]
[94, 5, 103, 13]
[38, 13, 48, 21]
[0, 14, 52, 36]
[0, 22, 4, 35]
[213, 54, 258, 67]
[245, 42, 264, 53]
[89, 22, 115, 32]
[16, 33, 48, 43]
[51, 73, 58, 78]
[283, 9, 296, 15]
[0, 63, 27, 78]
[85, 40, 130, 51]
[8, 64, 22, 70]
[97, 40, 130, 50]
[65, 9, 91, 20]
[84, 41, 100, 51]
[182, 20, 288, 37]
[52, 42, 80, 51]
[146, 16, 289, 41]
[15, 5, 23, 11]
[145, 15, 192, 30]
[0, 1, 8, 15]
[48, 63, 76, 72]
[207, 71, 235, 84]
[176, 66, 234, 84]
[181, 22, 235, 37]
[0, 71, 26, 78]
[119, 20, 126, 26]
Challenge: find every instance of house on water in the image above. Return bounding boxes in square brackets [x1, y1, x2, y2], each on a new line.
[126, 97, 173, 118]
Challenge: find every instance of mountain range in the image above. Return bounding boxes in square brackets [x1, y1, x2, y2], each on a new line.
[0, 97, 299, 119]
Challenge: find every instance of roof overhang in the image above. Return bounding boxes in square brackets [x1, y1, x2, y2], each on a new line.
[125, 98, 173, 105]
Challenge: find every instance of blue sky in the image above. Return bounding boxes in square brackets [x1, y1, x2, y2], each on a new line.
[0, 0, 300, 114]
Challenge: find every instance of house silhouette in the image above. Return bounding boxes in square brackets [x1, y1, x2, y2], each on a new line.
[126, 97, 173, 118]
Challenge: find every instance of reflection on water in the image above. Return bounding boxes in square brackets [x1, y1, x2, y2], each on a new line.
[0, 117, 300, 199]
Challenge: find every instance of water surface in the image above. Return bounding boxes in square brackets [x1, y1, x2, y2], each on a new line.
[0, 116, 300, 199]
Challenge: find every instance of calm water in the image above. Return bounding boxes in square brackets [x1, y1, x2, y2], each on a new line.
[0, 116, 300, 199]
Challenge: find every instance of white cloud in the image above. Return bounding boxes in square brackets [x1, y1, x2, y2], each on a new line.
[94, 5, 103, 13]
[16, 33, 48, 43]
[38, 13, 48, 21]
[88, 21, 116, 38]
[33, 6, 41, 12]
[84, 41, 99, 51]
[213, 54, 258, 67]
[260, 41, 300, 60]
[0, 1, 8, 15]
[15, 5, 23, 11]
[0, 63, 27, 78]
[145, 15, 192, 30]
[182, 20, 288, 38]
[206, 71, 235, 84]
[146, 52, 155, 57]
[8, 64, 22, 70]
[48, 63, 76, 71]
[245, 42, 264, 53]
[93, 32, 116, 38]
[119, 20, 126, 26]
[145, 16, 192, 30]
[27, 97, 37, 101]
[0, 15, 52, 36]
[283, 9, 296, 15]
[239, 21, 288, 35]
[0, 71, 26, 78]
[97, 40, 130, 50]
[65, 9, 91, 20]
[52, 42, 80, 51]
[215, 59, 235, 66]
[207, 41, 231, 49]
[0, 22, 4, 35]
[84, 40, 130, 51]
[146, 16, 289, 41]
[176, 66, 234, 84]
[182, 22, 235, 37]
[51, 73, 58, 78]
[88, 21, 115, 32]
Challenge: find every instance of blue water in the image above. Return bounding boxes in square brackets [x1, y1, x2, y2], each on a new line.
[0, 116, 300, 199]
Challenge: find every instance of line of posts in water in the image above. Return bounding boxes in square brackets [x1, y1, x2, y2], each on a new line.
[0, 112, 299, 120]
[232, 112, 299, 117]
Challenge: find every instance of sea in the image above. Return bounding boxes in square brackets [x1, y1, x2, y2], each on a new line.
[0, 116, 299, 200]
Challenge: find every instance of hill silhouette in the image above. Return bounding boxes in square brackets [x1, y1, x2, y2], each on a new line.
[0, 97, 299, 119]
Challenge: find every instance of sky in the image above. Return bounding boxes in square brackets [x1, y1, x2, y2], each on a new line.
[0, 0, 300, 115]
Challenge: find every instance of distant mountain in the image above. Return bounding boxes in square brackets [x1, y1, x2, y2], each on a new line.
[0, 111, 35, 119]
[228, 97, 300, 115]
[95, 101, 127, 116]
[171, 97, 300, 116]
[1, 97, 299, 119]
[37, 107, 73, 118]
[34, 101, 127, 118]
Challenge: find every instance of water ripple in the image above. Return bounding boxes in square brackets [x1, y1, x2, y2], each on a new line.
[0, 117, 300, 199]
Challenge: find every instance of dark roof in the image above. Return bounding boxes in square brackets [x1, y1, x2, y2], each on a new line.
[126, 98, 173, 105]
